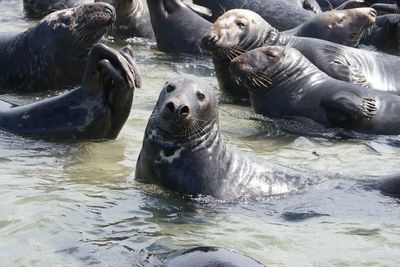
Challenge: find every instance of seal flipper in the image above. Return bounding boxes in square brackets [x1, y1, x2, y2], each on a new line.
[328, 56, 369, 87]
[184, 2, 212, 17]
[322, 91, 378, 126]
[302, 0, 322, 14]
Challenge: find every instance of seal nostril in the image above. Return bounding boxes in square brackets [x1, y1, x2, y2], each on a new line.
[180, 106, 190, 116]
[370, 9, 377, 18]
[166, 102, 175, 113]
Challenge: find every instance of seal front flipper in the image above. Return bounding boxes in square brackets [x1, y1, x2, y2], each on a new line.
[322, 91, 378, 126]
[184, 1, 212, 17]
[328, 56, 369, 87]
[302, 0, 322, 14]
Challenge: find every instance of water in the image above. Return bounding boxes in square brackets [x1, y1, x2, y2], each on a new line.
[0, 1, 400, 266]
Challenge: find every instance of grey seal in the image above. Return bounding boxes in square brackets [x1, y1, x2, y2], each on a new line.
[0, 44, 140, 140]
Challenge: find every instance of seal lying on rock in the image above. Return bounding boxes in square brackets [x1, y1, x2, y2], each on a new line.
[0, 44, 140, 140]
[230, 45, 400, 136]
[0, 3, 116, 93]
[200, 9, 400, 98]
[135, 76, 326, 199]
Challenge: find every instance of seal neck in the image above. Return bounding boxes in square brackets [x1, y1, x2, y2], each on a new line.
[147, 113, 220, 151]
[251, 56, 327, 96]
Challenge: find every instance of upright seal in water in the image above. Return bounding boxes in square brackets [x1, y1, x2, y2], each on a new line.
[193, 0, 321, 30]
[0, 3, 115, 93]
[135, 76, 324, 199]
[230, 45, 400, 135]
[147, 0, 211, 54]
[200, 9, 400, 98]
[164, 247, 266, 267]
[0, 44, 141, 140]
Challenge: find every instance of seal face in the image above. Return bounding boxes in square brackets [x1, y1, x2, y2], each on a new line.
[0, 44, 141, 140]
[135, 76, 323, 199]
[147, 0, 211, 54]
[287, 8, 377, 47]
[230, 45, 400, 135]
[0, 3, 116, 93]
[200, 9, 400, 98]
[23, 0, 92, 19]
[164, 247, 266, 267]
[193, 0, 321, 30]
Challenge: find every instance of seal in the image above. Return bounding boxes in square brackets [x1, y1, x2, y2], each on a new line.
[230, 45, 400, 135]
[193, 0, 322, 30]
[135, 76, 324, 199]
[107, 0, 155, 39]
[0, 3, 116, 93]
[23, 0, 92, 19]
[378, 174, 400, 196]
[164, 247, 266, 267]
[0, 43, 141, 140]
[285, 7, 377, 47]
[147, 0, 212, 54]
[200, 9, 400, 98]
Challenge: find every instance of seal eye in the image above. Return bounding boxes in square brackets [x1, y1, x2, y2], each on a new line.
[338, 17, 344, 24]
[197, 92, 205, 101]
[166, 84, 175, 93]
[236, 21, 246, 29]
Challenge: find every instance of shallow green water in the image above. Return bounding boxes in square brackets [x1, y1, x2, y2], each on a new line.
[0, 1, 400, 266]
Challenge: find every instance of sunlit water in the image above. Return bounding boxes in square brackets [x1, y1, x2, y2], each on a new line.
[0, 0, 400, 266]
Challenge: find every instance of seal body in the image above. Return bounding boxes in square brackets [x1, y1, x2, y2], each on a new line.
[0, 3, 116, 93]
[193, 0, 322, 30]
[200, 9, 400, 98]
[147, 0, 211, 54]
[0, 44, 140, 140]
[111, 0, 155, 39]
[164, 247, 266, 267]
[230, 46, 400, 135]
[135, 76, 323, 199]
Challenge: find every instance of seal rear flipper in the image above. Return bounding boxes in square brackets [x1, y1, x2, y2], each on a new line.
[322, 91, 378, 126]
[302, 0, 322, 14]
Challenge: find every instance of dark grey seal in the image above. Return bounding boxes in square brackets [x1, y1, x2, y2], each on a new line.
[193, 0, 322, 30]
[135, 76, 324, 199]
[0, 3, 116, 93]
[200, 9, 400, 98]
[230, 45, 400, 135]
[164, 247, 266, 267]
[147, 0, 212, 54]
[0, 44, 140, 140]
